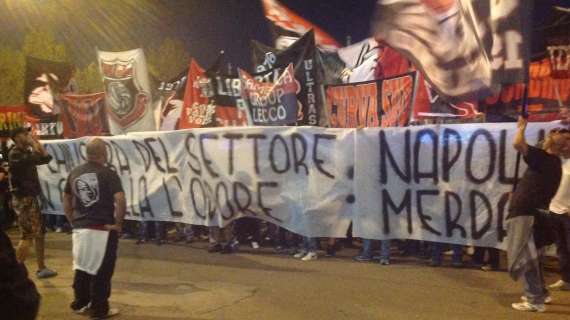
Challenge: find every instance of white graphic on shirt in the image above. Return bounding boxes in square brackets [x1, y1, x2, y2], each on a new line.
[73, 173, 99, 207]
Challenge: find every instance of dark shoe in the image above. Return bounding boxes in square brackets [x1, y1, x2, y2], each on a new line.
[208, 244, 223, 253]
[325, 247, 336, 257]
[452, 261, 463, 268]
[430, 261, 441, 267]
[220, 245, 234, 254]
[90, 307, 119, 319]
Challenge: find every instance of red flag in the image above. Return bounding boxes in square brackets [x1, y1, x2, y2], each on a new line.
[179, 59, 216, 128]
[60, 92, 110, 138]
[261, 0, 340, 51]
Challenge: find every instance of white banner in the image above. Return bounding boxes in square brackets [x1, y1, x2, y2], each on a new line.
[38, 127, 354, 237]
[38, 122, 563, 247]
[353, 122, 558, 248]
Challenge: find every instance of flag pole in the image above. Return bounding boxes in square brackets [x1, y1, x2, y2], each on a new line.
[512, 83, 529, 191]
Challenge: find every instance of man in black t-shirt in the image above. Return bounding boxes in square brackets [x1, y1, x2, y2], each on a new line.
[508, 117, 570, 312]
[63, 138, 125, 319]
[8, 127, 57, 279]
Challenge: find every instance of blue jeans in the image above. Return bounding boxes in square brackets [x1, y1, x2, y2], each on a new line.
[522, 256, 548, 304]
[431, 242, 462, 264]
[302, 237, 317, 252]
[361, 239, 391, 260]
[139, 221, 164, 240]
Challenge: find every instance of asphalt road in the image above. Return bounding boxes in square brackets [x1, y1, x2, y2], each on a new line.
[8, 230, 570, 320]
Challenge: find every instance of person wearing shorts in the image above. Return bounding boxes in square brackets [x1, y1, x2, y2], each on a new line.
[8, 127, 57, 279]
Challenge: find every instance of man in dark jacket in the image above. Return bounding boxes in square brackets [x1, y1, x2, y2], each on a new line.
[8, 127, 57, 279]
[0, 228, 41, 320]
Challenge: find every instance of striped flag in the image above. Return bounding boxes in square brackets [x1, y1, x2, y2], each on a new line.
[372, 0, 531, 100]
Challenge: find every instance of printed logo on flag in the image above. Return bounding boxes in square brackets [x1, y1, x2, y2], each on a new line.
[101, 59, 150, 129]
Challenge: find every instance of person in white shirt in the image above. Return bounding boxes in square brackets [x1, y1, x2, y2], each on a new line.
[549, 158, 570, 291]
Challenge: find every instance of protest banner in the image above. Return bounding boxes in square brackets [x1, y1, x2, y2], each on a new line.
[38, 126, 355, 237]
[353, 122, 559, 248]
[38, 122, 563, 248]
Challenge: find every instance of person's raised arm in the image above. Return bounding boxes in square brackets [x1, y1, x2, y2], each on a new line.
[513, 116, 529, 156]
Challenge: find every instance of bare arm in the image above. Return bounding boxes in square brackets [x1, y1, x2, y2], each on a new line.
[63, 192, 74, 226]
[513, 116, 529, 156]
[106, 192, 126, 233]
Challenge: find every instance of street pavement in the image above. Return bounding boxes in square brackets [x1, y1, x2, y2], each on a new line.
[8, 230, 570, 320]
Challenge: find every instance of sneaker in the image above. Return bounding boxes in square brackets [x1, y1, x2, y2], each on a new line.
[301, 252, 318, 261]
[452, 261, 463, 268]
[55, 227, 63, 233]
[251, 241, 260, 249]
[293, 250, 308, 259]
[71, 302, 91, 315]
[325, 247, 336, 257]
[481, 264, 499, 272]
[90, 307, 120, 319]
[37, 268, 58, 279]
[521, 295, 552, 305]
[379, 258, 390, 265]
[511, 301, 545, 312]
[353, 255, 372, 262]
[549, 279, 570, 291]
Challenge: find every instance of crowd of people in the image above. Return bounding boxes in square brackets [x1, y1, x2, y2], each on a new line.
[1, 118, 570, 319]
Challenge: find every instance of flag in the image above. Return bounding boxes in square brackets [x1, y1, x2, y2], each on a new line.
[375, 43, 481, 121]
[483, 58, 570, 122]
[24, 56, 73, 139]
[372, 0, 532, 100]
[157, 68, 187, 130]
[326, 72, 417, 128]
[60, 92, 110, 138]
[547, 37, 570, 79]
[0, 106, 29, 139]
[179, 59, 216, 128]
[202, 53, 250, 127]
[98, 48, 158, 134]
[251, 31, 325, 125]
[261, 0, 340, 51]
[239, 63, 299, 126]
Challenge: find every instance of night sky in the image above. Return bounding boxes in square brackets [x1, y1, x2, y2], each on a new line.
[155, 0, 378, 70]
[0, 0, 568, 73]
